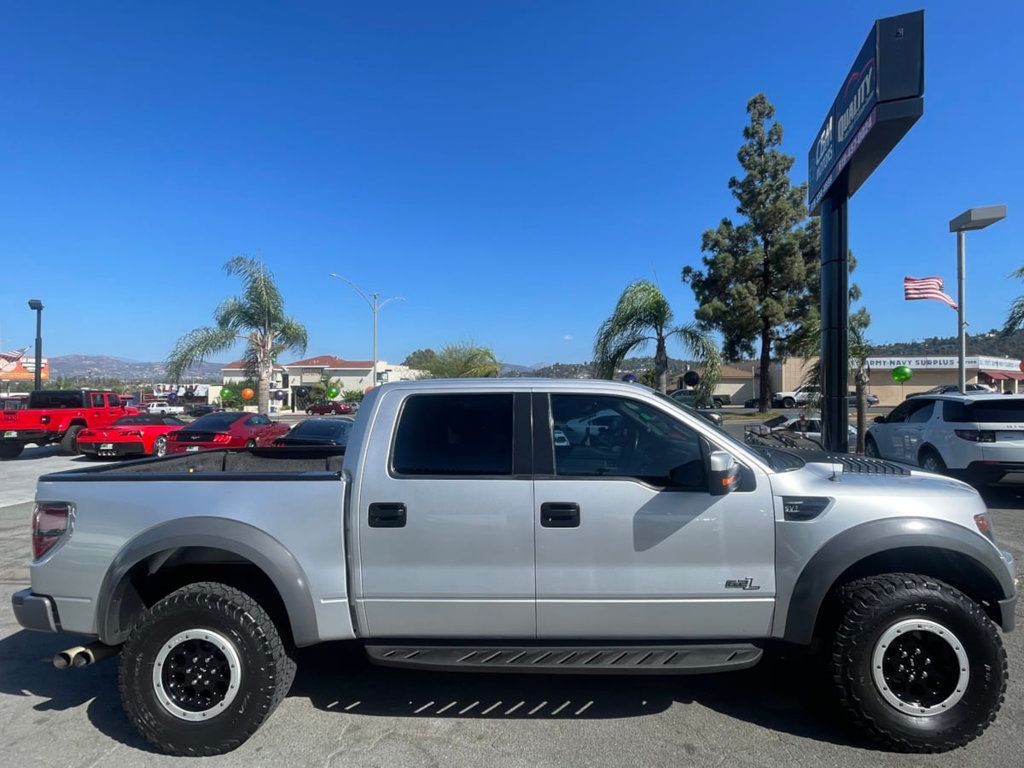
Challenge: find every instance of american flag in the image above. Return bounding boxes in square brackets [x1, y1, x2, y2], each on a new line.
[904, 276, 958, 310]
[0, 348, 27, 363]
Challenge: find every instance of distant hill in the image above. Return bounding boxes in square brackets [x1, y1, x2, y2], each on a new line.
[49, 355, 223, 382]
[870, 329, 1024, 359]
[501, 356, 701, 380]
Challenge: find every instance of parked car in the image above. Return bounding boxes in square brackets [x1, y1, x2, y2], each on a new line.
[165, 411, 290, 453]
[146, 400, 186, 415]
[866, 393, 1024, 485]
[272, 417, 353, 447]
[306, 401, 355, 415]
[749, 415, 857, 447]
[908, 383, 996, 398]
[77, 414, 188, 458]
[14, 378, 1015, 755]
[0, 389, 138, 459]
[670, 390, 718, 409]
[771, 385, 819, 409]
[847, 391, 880, 406]
[187, 403, 223, 417]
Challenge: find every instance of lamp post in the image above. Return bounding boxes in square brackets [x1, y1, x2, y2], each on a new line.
[328, 274, 404, 387]
[27, 299, 43, 391]
[948, 206, 1007, 393]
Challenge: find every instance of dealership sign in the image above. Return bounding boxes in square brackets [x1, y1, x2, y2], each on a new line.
[808, 11, 925, 214]
[0, 356, 49, 381]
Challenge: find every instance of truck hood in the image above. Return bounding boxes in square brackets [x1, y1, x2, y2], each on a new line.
[767, 453, 986, 523]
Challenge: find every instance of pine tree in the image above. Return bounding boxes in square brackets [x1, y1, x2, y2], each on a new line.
[682, 94, 818, 412]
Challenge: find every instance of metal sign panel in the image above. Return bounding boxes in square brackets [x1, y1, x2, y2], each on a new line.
[808, 11, 924, 213]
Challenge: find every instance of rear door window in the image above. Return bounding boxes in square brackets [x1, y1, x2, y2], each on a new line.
[906, 400, 935, 423]
[392, 393, 514, 476]
[91, 393, 105, 408]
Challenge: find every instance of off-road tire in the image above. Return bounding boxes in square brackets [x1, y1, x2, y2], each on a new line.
[864, 436, 879, 458]
[831, 573, 1006, 753]
[61, 425, 83, 455]
[0, 441, 24, 459]
[119, 582, 296, 756]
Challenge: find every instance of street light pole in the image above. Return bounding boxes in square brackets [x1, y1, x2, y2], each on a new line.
[27, 299, 44, 391]
[328, 274, 404, 388]
[956, 230, 967, 393]
[949, 206, 1007, 394]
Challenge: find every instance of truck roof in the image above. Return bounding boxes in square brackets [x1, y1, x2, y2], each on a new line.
[378, 378, 656, 394]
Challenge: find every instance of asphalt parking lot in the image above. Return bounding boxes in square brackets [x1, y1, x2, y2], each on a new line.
[1, 446, 1022, 768]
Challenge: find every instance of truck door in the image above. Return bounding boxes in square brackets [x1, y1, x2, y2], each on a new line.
[533, 391, 775, 639]
[355, 390, 536, 638]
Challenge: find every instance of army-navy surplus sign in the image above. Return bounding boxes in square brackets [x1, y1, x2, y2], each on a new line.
[808, 11, 924, 214]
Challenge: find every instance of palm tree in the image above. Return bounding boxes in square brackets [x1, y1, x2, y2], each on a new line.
[594, 280, 721, 394]
[1003, 267, 1024, 334]
[167, 256, 308, 414]
[425, 343, 501, 378]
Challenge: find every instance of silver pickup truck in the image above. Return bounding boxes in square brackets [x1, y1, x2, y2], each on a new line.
[11, 379, 1017, 756]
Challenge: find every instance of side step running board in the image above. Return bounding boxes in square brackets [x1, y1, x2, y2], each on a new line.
[365, 643, 762, 675]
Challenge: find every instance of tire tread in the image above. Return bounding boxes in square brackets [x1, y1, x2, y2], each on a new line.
[831, 572, 1007, 753]
[119, 581, 295, 756]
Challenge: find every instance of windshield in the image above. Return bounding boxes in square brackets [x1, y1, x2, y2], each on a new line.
[655, 392, 804, 472]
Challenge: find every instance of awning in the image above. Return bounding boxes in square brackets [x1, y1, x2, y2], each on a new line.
[982, 370, 1024, 381]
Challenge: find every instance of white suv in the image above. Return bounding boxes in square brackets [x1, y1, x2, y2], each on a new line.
[865, 393, 1024, 485]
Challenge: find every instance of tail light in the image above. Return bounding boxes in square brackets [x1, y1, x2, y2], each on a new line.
[32, 502, 72, 559]
[955, 429, 995, 443]
[212, 433, 233, 444]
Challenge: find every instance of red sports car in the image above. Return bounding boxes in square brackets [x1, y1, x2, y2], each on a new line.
[77, 414, 188, 458]
[165, 412, 290, 454]
[306, 401, 355, 415]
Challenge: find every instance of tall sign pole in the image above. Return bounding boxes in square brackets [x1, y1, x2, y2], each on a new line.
[808, 10, 925, 452]
[957, 230, 967, 393]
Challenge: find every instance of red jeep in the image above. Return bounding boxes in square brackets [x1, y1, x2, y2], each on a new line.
[0, 390, 138, 459]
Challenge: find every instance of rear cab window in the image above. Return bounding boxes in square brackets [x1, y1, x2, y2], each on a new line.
[391, 393, 514, 476]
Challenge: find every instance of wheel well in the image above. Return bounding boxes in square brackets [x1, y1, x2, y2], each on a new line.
[813, 546, 1005, 640]
[113, 546, 292, 646]
[917, 444, 940, 461]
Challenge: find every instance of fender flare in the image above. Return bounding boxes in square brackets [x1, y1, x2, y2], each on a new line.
[97, 516, 319, 646]
[783, 516, 1015, 645]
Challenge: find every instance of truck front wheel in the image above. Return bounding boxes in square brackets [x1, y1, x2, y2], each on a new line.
[119, 582, 296, 756]
[831, 573, 1006, 752]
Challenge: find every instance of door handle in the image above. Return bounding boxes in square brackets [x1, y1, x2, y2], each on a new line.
[541, 502, 580, 528]
[368, 502, 407, 528]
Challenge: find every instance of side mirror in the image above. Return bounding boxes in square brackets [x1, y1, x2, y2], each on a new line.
[708, 450, 740, 496]
[873, 415, 886, 424]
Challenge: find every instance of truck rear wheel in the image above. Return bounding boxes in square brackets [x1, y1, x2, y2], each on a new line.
[61, 425, 84, 455]
[830, 573, 1006, 752]
[0, 440, 24, 459]
[119, 582, 296, 756]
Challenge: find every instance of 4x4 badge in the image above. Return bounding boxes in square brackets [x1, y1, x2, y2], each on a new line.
[725, 578, 761, 591]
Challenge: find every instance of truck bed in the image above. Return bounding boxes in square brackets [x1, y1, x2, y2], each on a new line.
[43, 447, 346, 479]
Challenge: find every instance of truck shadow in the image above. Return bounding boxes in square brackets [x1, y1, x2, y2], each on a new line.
[290, 642, 864, 748]
[979, 479, 1024, 511]
[0, 629, 863, 752]
[0, 628, 148, 749]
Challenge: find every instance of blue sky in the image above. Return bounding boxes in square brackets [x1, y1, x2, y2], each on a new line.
[1, 1, 1021, 367]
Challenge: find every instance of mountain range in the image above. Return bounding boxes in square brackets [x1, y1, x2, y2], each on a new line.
[48, 355, 223, 382]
